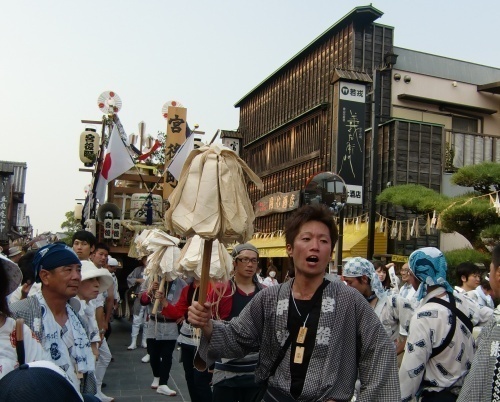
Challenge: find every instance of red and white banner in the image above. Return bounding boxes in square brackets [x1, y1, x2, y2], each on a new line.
[96, 125, 135, 203]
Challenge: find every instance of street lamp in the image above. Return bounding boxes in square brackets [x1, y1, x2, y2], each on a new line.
[366, 51, 398, 260]
[303, 172, 347, 271]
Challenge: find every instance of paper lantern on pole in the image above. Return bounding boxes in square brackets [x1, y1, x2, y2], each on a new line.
[103, 217, 113, 239]
[79, 128, 100, 166]
[112, 219, 121, 239]
[74, 203, 83, 220]
[220, 130, 242, 156]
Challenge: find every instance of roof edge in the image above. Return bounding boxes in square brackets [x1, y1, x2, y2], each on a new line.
[234, 5, 384, 107]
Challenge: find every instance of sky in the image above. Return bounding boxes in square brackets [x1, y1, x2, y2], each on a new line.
[1, 0, 500, 234]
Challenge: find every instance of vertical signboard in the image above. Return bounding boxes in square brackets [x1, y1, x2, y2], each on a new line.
[0, 176, 11, 241]
[336, 81, 366, 205]
[163, 106, 187, 200]
[16, 203, 27, 227]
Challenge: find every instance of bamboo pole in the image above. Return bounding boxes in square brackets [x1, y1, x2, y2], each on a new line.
[198, 239, 213, 305]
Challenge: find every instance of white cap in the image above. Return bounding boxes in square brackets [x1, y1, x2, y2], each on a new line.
[80, 261, 113, 292]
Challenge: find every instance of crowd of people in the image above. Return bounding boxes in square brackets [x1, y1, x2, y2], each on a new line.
[1, 204, 500, 402]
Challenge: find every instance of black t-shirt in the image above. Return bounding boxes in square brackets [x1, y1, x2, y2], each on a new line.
[288, 287, 323, 399]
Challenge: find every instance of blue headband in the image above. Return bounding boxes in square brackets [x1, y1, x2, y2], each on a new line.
[33, 243, 81, 283]
[343, 257, 386, 300]
[408, 247, 453, 300]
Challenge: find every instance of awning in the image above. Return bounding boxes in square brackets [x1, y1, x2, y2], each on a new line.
[229, 222, 386, 259]
[397, 93, 497, 115]
[477, 81, 500, 95]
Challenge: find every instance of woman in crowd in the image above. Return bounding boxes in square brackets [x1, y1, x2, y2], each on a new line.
[372, 260, 392, 292]
[263, 264, 279, 287]
[158, 277, 213, 402]
[140, 275, 186, 397]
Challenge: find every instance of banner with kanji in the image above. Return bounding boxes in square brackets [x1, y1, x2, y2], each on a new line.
[163, 106, 187, 200]
[336, 81, 366, 205]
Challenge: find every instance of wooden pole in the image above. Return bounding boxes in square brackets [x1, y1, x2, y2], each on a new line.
[198, 239, 213, 305]
[151, 276, 166, 315]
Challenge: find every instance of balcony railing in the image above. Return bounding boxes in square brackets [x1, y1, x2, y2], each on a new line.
[445, 129, 500, 171]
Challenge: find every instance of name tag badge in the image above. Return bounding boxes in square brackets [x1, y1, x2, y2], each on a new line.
[294, 346, 305, 364]
[297, 327, 307, 344]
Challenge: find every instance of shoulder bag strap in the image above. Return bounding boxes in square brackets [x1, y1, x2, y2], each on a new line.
[427, 292, 474, 359]
[429, 293, 474, 332]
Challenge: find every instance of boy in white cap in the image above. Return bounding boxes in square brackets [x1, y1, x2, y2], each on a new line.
[76, 261, 114, 402]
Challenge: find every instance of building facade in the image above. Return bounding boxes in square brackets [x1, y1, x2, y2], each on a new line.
[234, 5, 500, 258]
[0, 161, 30, 247]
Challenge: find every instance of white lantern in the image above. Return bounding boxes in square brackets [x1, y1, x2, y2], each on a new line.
[74, 203, 83, 220]
[103, 218, 113, 239]
[220, 130, 242, 156]
[112, 219, 121, 239]
[79, 128, 100, 166]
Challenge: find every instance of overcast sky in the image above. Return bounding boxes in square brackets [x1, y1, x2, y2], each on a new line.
[1, 0, 499, 233]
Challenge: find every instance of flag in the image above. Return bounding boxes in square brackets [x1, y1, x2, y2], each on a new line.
[138, 139, 161, 161]
[167, 134, 195, 181]
[96, 125, 135, 203]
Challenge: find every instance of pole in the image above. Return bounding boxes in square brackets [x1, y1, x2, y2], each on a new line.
[335, 208, 344, 271]
[367, 69, 381, 260]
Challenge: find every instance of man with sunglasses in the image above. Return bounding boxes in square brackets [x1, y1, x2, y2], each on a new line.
[207, 243, 265, 402]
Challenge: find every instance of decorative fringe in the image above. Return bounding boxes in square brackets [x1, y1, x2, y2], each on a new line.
[426, 214, 431, 235]
[390, 222, 397, 239]
[494, 193, 500, 216]
[398, 222, 402, 241]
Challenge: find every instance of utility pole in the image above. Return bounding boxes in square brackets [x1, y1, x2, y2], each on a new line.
[367, 69, 381, 260]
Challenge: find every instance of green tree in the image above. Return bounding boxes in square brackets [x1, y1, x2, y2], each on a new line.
[60, 211, 82, 245]
[376, 184, 449, 214]
[451, 161, 500, 194]
[376, 163, 500, 252]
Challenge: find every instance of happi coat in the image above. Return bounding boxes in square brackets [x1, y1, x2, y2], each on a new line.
[198, 279, 400, 402]
[457, 305, 500, 402]
[399, 288, 493, 401]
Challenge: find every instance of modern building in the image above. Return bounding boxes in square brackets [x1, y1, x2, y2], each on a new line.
[231, 5, 500, 261]
[0, 160, 30, 248]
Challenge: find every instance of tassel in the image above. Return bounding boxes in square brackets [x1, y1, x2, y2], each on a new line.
[379, 217, 385, 233]
[410, 219, 415, 237]
[436, 214, 442, 230]
[406, 221, 411, 240]
[430, 210, 437, 228]
[426, 214, 431, 235]
[495, 193, 500, 216]
[390, 223, 397, 239]
[355, 217, 360, 232]
[398, 222, 402, 241]
[384, 219, 389, 237]
[415, 218, 420, 238]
